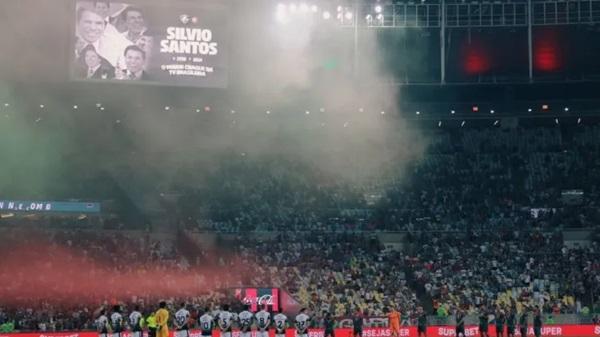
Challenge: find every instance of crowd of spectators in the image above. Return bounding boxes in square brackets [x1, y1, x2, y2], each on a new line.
[176, 125, 600, 232]
[2, 125, 600, 331]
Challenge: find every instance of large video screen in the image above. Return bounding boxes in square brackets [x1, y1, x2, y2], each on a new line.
[72, 1, 228, 87]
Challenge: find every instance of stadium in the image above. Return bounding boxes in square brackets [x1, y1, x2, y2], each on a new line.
[0, 0, 599, 337]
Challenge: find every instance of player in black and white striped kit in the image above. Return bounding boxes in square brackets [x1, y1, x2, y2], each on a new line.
[295, 308, 311, 337]
[128, 305, 143, 337]
[96, 309, 110, 337]
[199, 308, 215, 337]
[217, 305, 234, 337]
[238, 305, 254, 337]
[273, 309, 288, 337]
[255, 307, 271, 337]
[110, 305, 124, 337]
[175, 303, 191, 337]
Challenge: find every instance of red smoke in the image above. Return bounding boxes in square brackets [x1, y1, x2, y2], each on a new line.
[0, 229, 238, 308]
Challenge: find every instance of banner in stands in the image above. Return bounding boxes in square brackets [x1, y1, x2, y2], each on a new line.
[72, 0, 228, 87]
[2, 325, 600, 337]
[0, 200, 100, 213]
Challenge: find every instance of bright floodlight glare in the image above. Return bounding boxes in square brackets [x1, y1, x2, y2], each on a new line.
[73, 105, 78, 109]
[311, 5, 318, 12]
[345, 11, 353, 19]
[490, 109, 495, 114]
[528, 108, 532, 112]
[375, 5, 382, 13]
[3, 103, 9, 107]
[300, 3, 309, 12]
[39, 104, 45, 109]
[564, 107, 569, 112]
[164, 106, 170, 110]
[276, 10, 287, 22]
[305, 110, 310, 115]
[451, 110, 455, 114]
[323, 11, 331, 19]
[416, 111, 420, 115]
[266, 110, 271, 114]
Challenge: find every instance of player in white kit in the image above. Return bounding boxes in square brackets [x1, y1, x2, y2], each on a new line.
[128, 305, 143, 337]
[217, 305, 234, 337]
[295, 308, 311, 337]
[238, 305, 254, 337]
[255, 307, 271, 337]
[175, 303, 192, 337]
[273, 309, 288, 337]
[96, 309, 110, 337]
[199, 308, 215, 337]
[111, 305, 124, 337]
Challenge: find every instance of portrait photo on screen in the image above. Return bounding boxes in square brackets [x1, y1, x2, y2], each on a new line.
[72, 0, 228, 88]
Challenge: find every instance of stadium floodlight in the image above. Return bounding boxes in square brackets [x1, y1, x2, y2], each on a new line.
[73, 105, 78, 109]
[451, 110, 455, 114]
[564, 107, 569, 112]
[100, 107, 105, 111]
[305, 110, 310, 115]
[311, 5, 318, 12]
[39, 104, 45, 109]
[164, 106, 170, 110]
[528, 108, 532, 112]
[416, 111, 420, 115]
[490, 110, 495, 114]
[375, 5, 382, 13]
[345, 11, 353, 20]
[323, 11, 331, 19]
[266, 110, 271, 114]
